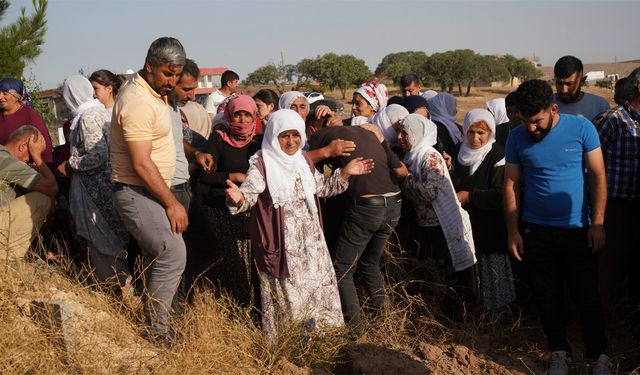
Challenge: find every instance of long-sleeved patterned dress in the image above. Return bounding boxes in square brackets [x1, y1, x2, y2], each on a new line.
[231, 158, 348, 337]
[68, 107, 129, 286]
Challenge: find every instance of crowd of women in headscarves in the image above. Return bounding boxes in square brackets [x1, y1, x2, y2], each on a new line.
[2, 71, 523, 339]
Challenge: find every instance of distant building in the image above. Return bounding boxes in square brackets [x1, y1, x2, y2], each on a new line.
[195, 67, 227, 104]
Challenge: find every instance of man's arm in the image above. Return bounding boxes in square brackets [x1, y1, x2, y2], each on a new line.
[585, 147, 607, 253]
[127, 140, 188, 234]
[29, 134, 58, 197]
[503, 162, 523, 261]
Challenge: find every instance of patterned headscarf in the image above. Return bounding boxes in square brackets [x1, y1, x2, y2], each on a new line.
[0, 78, 32, 107]
[354, 81, 388, 113]
[216, 94, 257, 148]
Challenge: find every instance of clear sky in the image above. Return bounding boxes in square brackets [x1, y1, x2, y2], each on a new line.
[4, 0, 639, 89]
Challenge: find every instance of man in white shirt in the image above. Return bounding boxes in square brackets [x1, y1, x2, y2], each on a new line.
[553, 56, 610, 121]
[203, 69, 239, 120]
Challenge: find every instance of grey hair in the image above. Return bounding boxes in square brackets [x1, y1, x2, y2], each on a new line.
[624, 67, 640, 102]
[6, 125, 41, 144]
[145, 37, 186, 68]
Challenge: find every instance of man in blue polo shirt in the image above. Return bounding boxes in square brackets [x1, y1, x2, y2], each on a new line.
[503, 80, 609, 375]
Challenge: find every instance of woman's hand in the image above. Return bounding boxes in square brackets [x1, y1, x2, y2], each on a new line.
[56, 161, 69, 176]
[225, 179, 244, 207]
[340, 157, 374, 180]
[195, 151, 215, 173]
[228, 172, 246, 184]
[442, 151, 452, 169]
[456, 190, 470, 205]
[327, 139, 356, 157]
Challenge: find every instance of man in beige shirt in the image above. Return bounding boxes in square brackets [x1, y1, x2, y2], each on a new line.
[111, 37, 187, 348]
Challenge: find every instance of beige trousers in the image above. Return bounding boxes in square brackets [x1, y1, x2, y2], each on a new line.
[1, 192, 52, 260]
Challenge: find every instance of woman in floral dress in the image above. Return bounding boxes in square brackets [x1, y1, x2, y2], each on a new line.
[226, 109, 373, 337]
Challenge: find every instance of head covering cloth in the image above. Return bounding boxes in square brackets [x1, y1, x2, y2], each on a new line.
[399, 114, 438, 178]
[216, 94, 257, 147]
[486, 98, 510, 125]
[371, 104, 409, 143]
[0, 78, 33, 107]
[354, 81, 388, 113]
[457, 108, 504, 175]
[62, 75, 104, 131]
[427, 92, 462, 143]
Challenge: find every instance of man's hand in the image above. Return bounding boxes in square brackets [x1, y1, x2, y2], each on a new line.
[225, 179, 244, 208]
[327, 139, 356, 157]
[28, 134, 46, 164]
[314, 105, 334, 119]
[228, 172, 246, 184]
[359, 124, 385, 143]
[195, 151, 215, 172]
[507, 231, 524, 261]
[166, 202, 188, 234]
[588, 224, 605, 254]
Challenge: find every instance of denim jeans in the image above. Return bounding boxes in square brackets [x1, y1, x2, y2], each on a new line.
[522, 222, 606, 359]
[334, 195, 402, 334]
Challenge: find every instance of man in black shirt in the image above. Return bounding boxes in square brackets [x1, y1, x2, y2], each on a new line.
[309, 125, 406, 336]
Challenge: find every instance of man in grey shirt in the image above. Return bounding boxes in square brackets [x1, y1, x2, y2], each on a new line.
[553, 55, 610, 121]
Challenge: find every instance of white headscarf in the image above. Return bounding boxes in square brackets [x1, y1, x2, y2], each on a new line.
[399, 114, 438, 178]
[255, 109, 317, 214]
[278, 91, 307, 111]
[486, 98, 510, 125]
[457, 109, 504, 175]
[62, 75, 104, 130]
[350, 116, 369, 126]
[421, 90, 438, 100]
[427, 92, 462, 143]
[371, 104, 409, 143]
[354, 82, 388, 113]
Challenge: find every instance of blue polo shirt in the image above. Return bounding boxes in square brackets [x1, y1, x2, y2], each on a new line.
[505, 114, 600, 228]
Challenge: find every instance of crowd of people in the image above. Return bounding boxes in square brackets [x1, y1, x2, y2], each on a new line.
[1, 37, 639, 374]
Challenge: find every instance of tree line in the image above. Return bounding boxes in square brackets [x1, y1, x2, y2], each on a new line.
[246, 49, 542, 98]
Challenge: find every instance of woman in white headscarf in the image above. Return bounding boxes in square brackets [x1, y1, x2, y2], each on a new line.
[427, 92, 463, 158]
[278, 91, 309, 120]
[451, 109, 514, 322]
[226, 109, 373, 338]
[58, 75, 130, 295]
[398, 114, 476, 280]
[370, 103, 409, 144]
[486, 98, 510, 125]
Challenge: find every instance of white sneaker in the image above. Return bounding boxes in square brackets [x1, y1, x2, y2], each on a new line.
[592, 354, 611, 375]
[548, 350, 570, 375]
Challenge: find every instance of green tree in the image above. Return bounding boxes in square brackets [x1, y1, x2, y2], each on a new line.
[0, 0, 48, 78]
[501, 55, 541, 86]
[312, 53, 370, 99]
[375, 51, 429, 84]
[424, 51, 456, 92]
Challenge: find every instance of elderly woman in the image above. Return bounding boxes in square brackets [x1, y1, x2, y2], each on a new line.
[189, 94, 263, 306]
[58, 75, 130, 294]
[0, 78, 54, 163]
[452, 109, 515, 322]
[226, 109, 373, 337]
[370, 103, 409, 145]
[398, 114, 476, 285]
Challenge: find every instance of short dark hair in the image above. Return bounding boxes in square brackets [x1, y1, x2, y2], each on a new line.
[505, 91, 520, 108]
[400, 74, 419, 88]
[402, 95, 429, 114]
[221, 70, 239, 87]
[89, 69, 123, 96]
[554, 55, 583, 79]
[6, 125, 41, 144]
[515, 79, 554, 117]
[181, 58, 200, 79]
[253, 89, 279, 108]
[613, 77, 627, 106]
[624, 68, 640, 102]
[387, 95, 404, 106]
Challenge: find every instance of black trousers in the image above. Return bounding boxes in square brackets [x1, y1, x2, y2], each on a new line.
[522, 222, 606, 359]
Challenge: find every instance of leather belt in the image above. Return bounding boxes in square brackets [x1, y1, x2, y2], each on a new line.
[354, 194, 402, 207]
